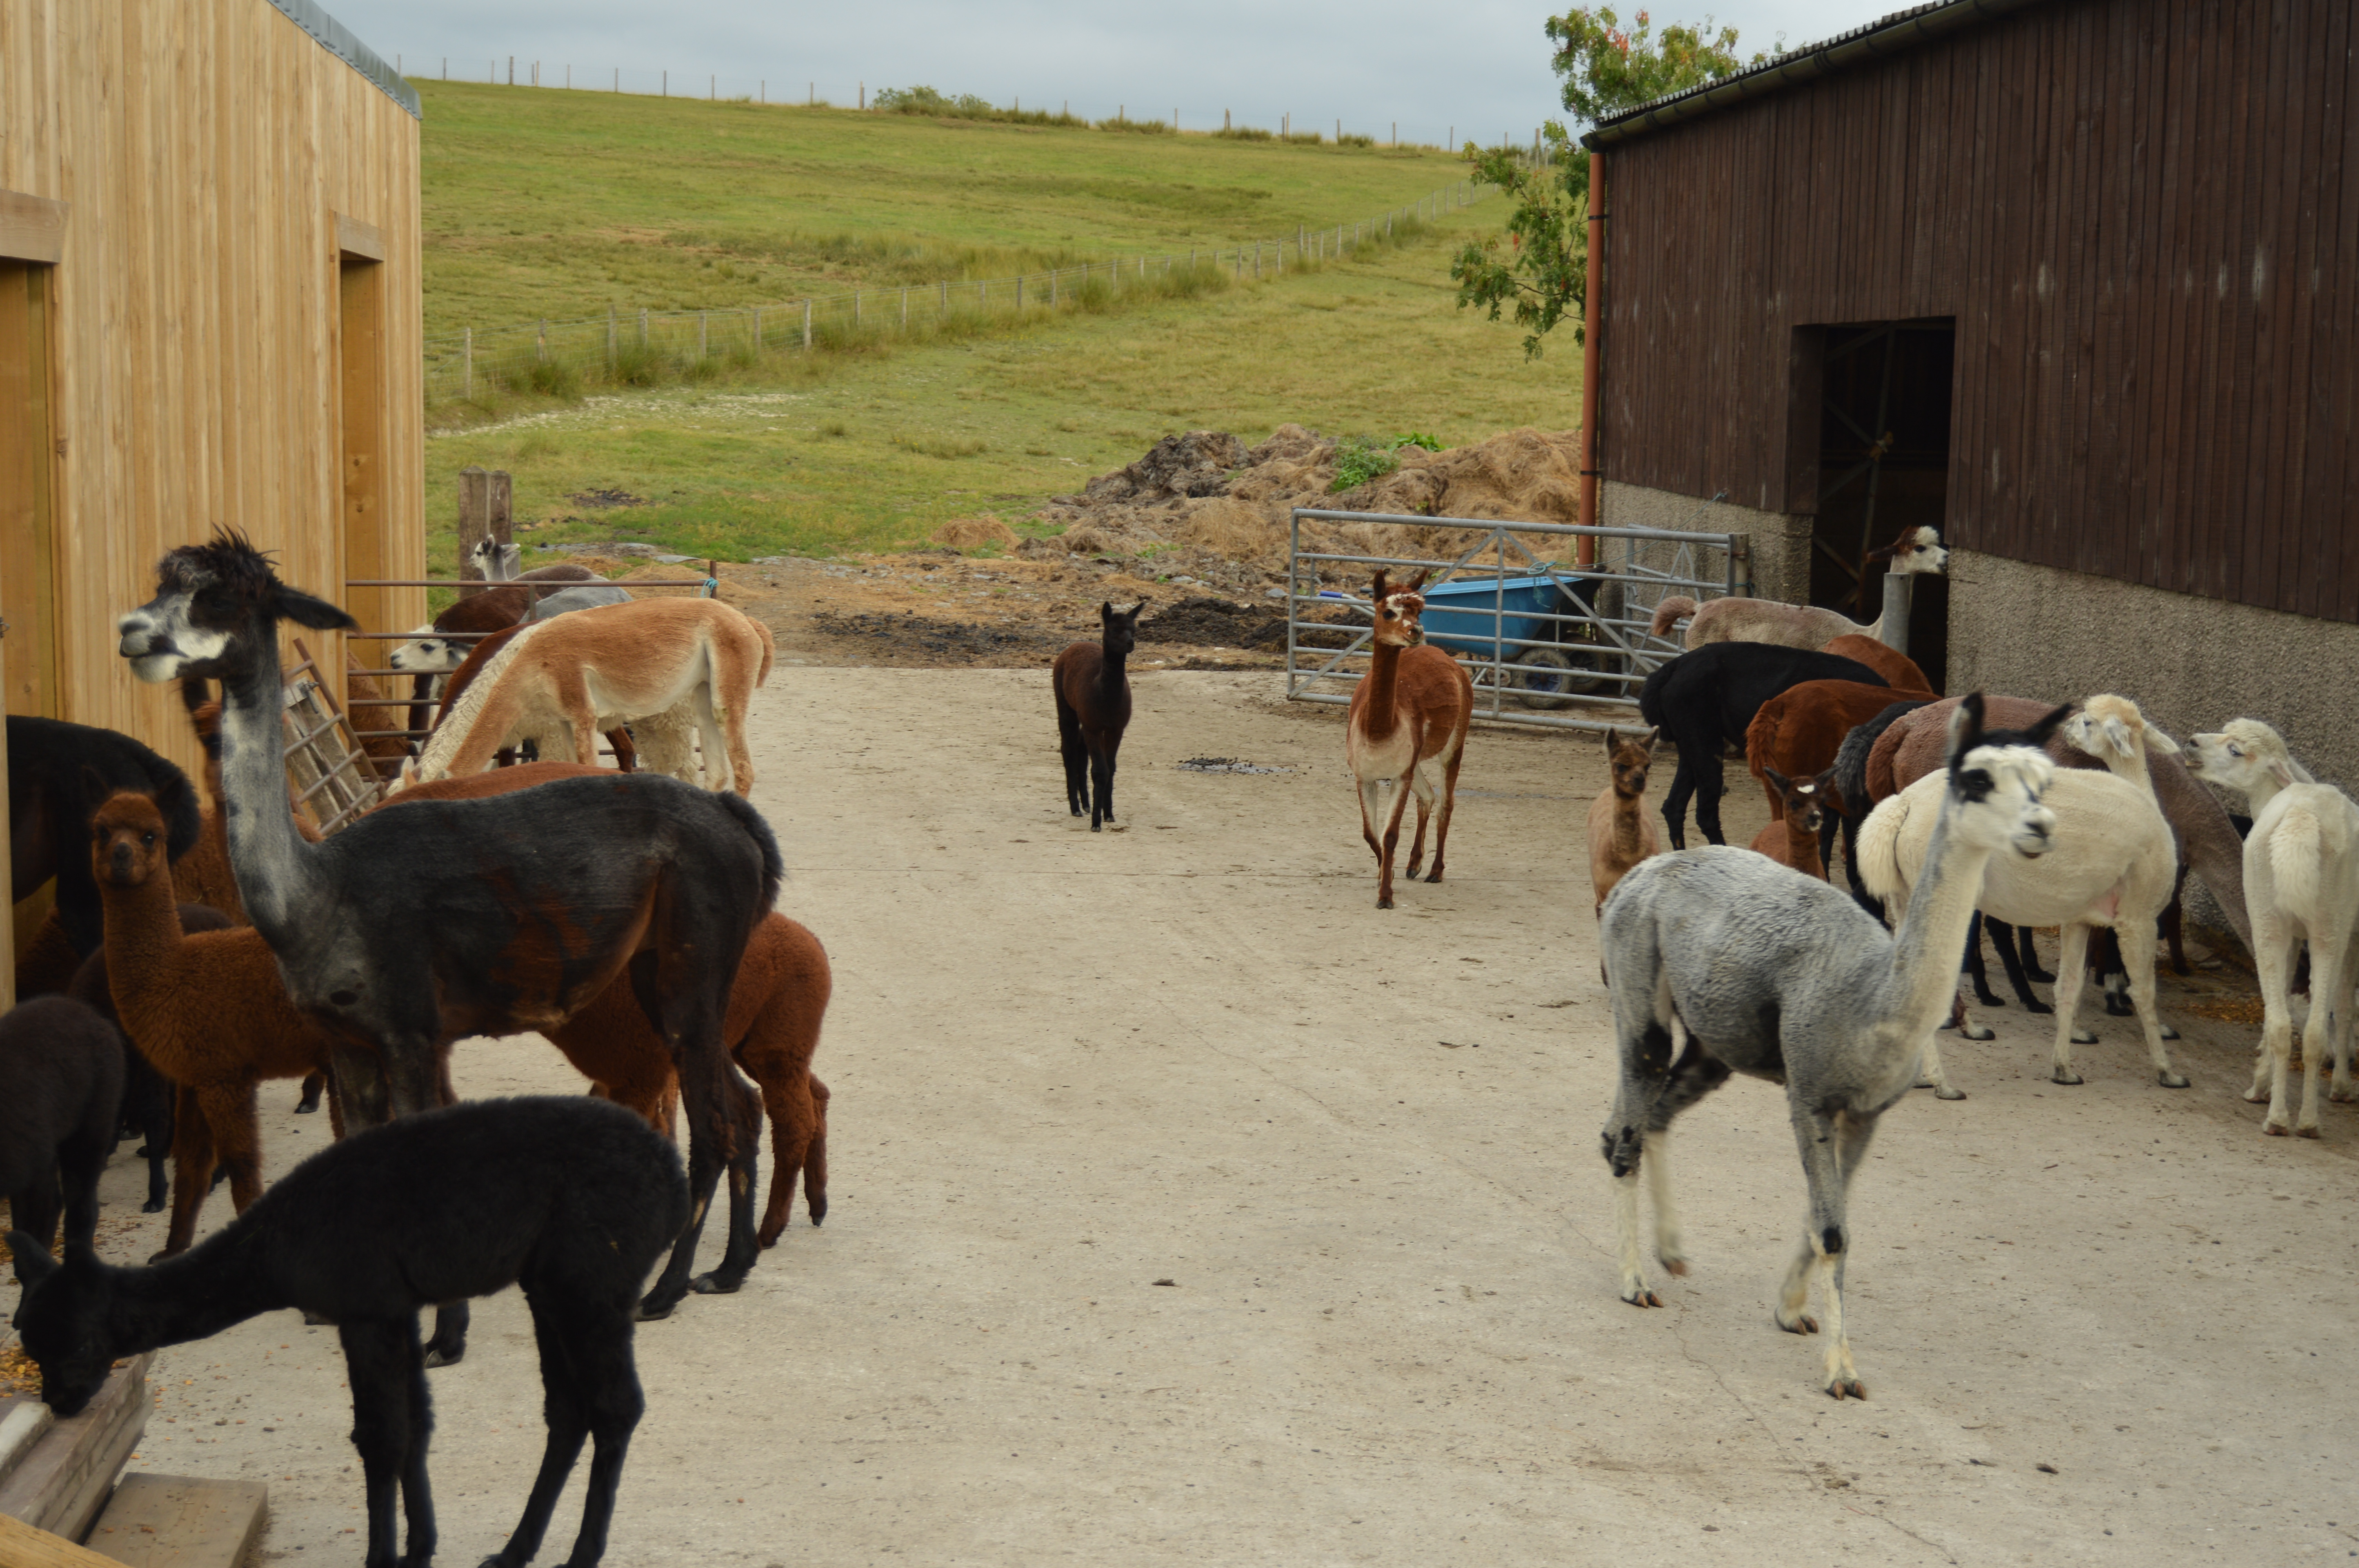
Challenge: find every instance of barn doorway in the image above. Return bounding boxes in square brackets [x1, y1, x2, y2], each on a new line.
[1809, 319, 1954, 691]
[338, 253, 389, 667]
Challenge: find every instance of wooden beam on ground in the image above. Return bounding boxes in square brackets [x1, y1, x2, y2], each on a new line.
[0, 1506, 135, 1566]
[83, 1475, 267, 1568]
[0, 1357, 150, 1542]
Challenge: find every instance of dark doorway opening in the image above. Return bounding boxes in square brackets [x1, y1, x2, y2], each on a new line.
[1810, 319, 1954, 691]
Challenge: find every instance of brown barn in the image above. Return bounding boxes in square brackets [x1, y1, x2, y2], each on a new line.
[1580, 0, 2356, 775]
[1, 0, 426, 996]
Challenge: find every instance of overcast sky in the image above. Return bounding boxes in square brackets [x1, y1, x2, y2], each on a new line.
[335, 0, 1896, 148]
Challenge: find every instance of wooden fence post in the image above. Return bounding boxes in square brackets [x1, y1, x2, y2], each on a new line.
[803, 299, 812, 348]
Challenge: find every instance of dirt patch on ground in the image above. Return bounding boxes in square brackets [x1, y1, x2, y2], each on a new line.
[1137, 597, 1291, 650]
[810, 609, 1063, 664]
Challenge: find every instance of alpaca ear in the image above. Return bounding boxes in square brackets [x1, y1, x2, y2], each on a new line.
[1601, 727, 1618, 754]
[9, 1233, 57, 1288]
[2021, 703, 2072, 749]
[2143, 724, 2183, 756]
[1100, 601, 1114, 622]
[1638, 725, 1659, 751]
[1404, 568, 1432, 593]
[1370, 570, 1390, 603]
[1764, 767, 1793, 793]
[276, 585, 358, 632]
[1945, 693, 1986, 762]
[2101, 716, 2133, 756]
[76, 765, 114, 820]
[1127, 599, 1149, 621]
[2266, 757, 2299, 790]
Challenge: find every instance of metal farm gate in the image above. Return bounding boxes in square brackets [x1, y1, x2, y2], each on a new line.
[1284, 508, 1752, 731]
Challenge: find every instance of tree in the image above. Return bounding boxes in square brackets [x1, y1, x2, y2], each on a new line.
[1452, 9, 1759, 357]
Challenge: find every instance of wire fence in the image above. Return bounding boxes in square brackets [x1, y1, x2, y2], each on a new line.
[422, 177, 1507, 408]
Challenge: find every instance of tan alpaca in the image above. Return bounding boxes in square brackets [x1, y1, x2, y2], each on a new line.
[1588, 726, 1663, 911]
[1747, 766, 1836, 879]
[402, 597, 774, 793]
[1345, 569, 1473, 909]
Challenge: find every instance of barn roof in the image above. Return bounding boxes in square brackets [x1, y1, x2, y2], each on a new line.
[265, 0, 420, 119]
[1581, 0, 2044, 151]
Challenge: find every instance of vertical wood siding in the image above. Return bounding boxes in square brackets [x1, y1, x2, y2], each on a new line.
[0, 0, 423, 777]
[1599, 0, 2357, 623]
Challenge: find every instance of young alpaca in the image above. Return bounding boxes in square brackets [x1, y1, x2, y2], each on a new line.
[116, 533, 780, 1319]
[1648, 526, 1948, 649]
[1747, 767, 1837, 877]
[0, 996, 125, 1254]
[11, 1096, 687, 1568]
[1051, 600, 1148, 831]
[2186, 720, 2359, 1137]
[1860, 706, 2186, 1097]
[1344, 570, 1473, 908]
[2061, 696, 2190, 1032]
[1599, 696, 2056, 1399]
[1587, 726, 1661, 912]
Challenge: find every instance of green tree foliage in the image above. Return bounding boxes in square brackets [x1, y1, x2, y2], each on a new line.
[1452, 9, 1758, 357]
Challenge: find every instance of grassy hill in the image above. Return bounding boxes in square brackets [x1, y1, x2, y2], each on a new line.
[413, 82, 1576, 564]
[418, 81, 1470, 334]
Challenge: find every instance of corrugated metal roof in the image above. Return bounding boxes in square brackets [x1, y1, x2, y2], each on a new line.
[1583, 0, 2045, 150]
[263, 0, 420, 120]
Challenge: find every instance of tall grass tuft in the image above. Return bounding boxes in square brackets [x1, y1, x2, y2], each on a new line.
[872, 85, 1087, 128]
[1214, 125, 1274, 142]
[1094, 113, 1173, 135]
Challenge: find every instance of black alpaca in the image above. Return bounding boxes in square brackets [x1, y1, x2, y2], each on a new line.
[1637, 641, 1886, 849]
[11, 1097, 687, 1568]
[7, 715, 201, 962]
[0, 995, 124, 1254]
[1824, 697, 1933, 904]
[67, 899, 235, 1214]
[1052, 599, 1147, 831]
[115, 532, 781, 1325]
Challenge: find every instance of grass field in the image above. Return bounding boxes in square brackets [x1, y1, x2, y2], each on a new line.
[416, 81, 1471, 335]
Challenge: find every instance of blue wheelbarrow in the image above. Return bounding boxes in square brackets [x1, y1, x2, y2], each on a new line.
[1417, 573, 1610, 710]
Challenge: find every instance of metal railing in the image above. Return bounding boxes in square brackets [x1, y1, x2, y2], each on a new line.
[1284, 508, 1751, 733]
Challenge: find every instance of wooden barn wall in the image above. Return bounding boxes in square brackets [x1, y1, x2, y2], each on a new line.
[1600, 0, 2358, 623]
[0, 0, 424, 778]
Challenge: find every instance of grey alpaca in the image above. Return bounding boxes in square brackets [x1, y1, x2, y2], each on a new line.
[1597, 695, 2057, 1399]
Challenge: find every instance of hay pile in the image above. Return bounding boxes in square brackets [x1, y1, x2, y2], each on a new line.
[1026, 425, 1586, 581]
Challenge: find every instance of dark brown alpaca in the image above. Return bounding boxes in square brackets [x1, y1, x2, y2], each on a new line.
[1747, 766, 1838, 878]
[1345, 569, 1473, 908]
[1052, 600, 1148, 831]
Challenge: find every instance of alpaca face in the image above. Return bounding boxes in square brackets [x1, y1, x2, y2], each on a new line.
[469, 537, 522, 582]
[8, 1239, 113, 1418]
[1950, 744, 2057, 859]
[389, 630, 469, 674]
[1099, 600, 1147, 660]
[2064, 695, 2181, 769]
[89, 793, 170, 890]
[1768, 767, 1834, 832]
[2187, 719, 2289, 793]
[1892, 526, 1949, 576]
[1606, 727, 1656, 798]
[120, 533, 354, 683]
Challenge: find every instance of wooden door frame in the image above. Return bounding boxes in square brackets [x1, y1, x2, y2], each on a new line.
[336, 212, 389, 714]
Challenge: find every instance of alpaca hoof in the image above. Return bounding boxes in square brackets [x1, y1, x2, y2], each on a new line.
[1934, 1085, 1968, 1102]
[1826, 1378, 1868, 1401]
[2297, 1124, 2323, 1140]
[1090, 820, 1102, 833]
[1660, 1256, 1689, 1277]
[1779, 1314, 1819, 1336]
[2330, 1087, 2358, 1105]
[2026, 1000, 2054, 1015]
[1377, 896, 1394, 910]
[2052, 1069, 2084, 1086]
[300, 1309, 333, 1327]
[1963, 1025, 1994, 1042]
[2070, 1029, 2098, 1045]
[2157, 1071, 2190, 1089]
[2244, 1086, 2270, 1105]
[690, 1270, 746, 1296]
[1423, 869, 1443, 884]
[635, 1290, 682, 1321]
[422, 1344, 465, 1370]
[2264, 1121, 2291, 1138]
[142, 1198, 165, 1214]
[809, 1195, 827, 1224]
[2159, 1025, 2180, 1041]
[1621, 1286, 1664, 1308]
[293, 1101, 319, 1115]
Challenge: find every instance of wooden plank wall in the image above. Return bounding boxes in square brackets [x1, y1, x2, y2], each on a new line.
[1599, 0, 2359, 624]
[0, 0, 424, 780]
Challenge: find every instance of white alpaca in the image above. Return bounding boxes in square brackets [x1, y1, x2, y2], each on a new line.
[1859, 703, 2186, 1096]
[1649, 526, 1947, 650]
[2186, 720, 2359, 1136]
[2059, 694, 2187, 1041]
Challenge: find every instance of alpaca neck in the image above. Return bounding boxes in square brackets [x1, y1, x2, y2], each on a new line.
[1359, 640, 1405, 742]
[1610, 789, 1649, 860]
[2241, 772, 2287, 816]
[214, 623, 327, 936]
[106, 1228, 289, 1355]
[98, 862, 192, 1064]
[1879, 803, 1997, 1036]
[1783, 816, 1823, 878]
[1097, 640, 1129, 700]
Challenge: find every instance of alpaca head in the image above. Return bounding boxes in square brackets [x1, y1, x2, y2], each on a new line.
[1869, 525, 1948, 577]
[120, 531, 356, 684]
[388, 628, 471, 675]
[1604, 725, 1657, 799]
[1100, 600, 1147, 660]
[1367, 568, 1432, 648]
[1943, 695, 2057, 860]
[2187, 718, 2309, 794]
[2063, 694, 2180, 771]
[8, 1235, 118, 1417]
[84, 785, 172, 891]
[1765, 766, 1837, 833]
[469, 537, 522, 583]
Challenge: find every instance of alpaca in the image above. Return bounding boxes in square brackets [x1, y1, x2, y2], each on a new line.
[1344, 570, 1473, 908]
[1747, 767, 1837, 877]
[10, 1096, 687, 1568]
[115, 532, 780, 1318]
[1747, 679, 1927, 822]
[67, 898, 234, 1214]
[2061, 696, 2192, 1029]
[1648, 526, 1948, 649]
[1586, 726, 1661, 912]
[1820, 635, 1934, 695]
[1052, 601, 1148, 831]
[1866, 694, 2253, 959]
[2186, 720, 2359, 1136]
[88, 788, 343, 1257]
[405, 622, 646, 775]
[474, 538, 634, 620]
[7, 715, 202, 960]
[1823, 697, 1934, 899]
[0, 996, 125, 1254]
[1637, 641, 1886, 849]
[1860, 705, 2186, 1096]
[1599, 695, 2056, 1399]
[401, 597, 772, 792]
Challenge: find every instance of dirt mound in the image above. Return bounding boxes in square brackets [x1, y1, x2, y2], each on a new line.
[811, 610, 1061, 664]
[1027, 424, 1585, 582]
[1138, 597, 1291, 650]
[932, 515, 1021, 552]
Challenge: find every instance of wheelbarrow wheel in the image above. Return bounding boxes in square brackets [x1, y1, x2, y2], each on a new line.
[1513, 646, 1579, 710]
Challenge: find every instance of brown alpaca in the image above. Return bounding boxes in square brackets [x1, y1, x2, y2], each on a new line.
[89, 789, 342, 1258]
[343, 654, 414, 780]
[1746, 678, 1931, 820]
[1747, 766, 1837, 878]
[1819, 635, 1934, 695]
[386, 762, 833, 1249]
[1345, 569, 1474, 909]
[1586, 725, 1662, 912]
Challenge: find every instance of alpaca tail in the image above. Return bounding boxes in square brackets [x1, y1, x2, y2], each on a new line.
[1743, 701, 1780, 785]
[1855, 792, 1914, 902]
[1648, 595, 1699, 640]
[751, 616, 776, 688]
[2270, 804, 2326, 916]
[716, 789, 788, 912]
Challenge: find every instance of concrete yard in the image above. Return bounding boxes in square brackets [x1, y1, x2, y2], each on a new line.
[79, 668, 2359, 1566]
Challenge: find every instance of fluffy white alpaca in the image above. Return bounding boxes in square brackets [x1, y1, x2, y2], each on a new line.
[1648, 526, 1947, 650]
[1859, 738, 2186, 1096]
[2186, 720, 2359, 1137]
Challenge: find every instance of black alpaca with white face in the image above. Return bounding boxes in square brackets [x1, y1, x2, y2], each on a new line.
[113, 532, 782, 1327]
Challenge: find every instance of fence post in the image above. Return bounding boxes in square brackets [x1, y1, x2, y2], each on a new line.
[1015, 276, 1023, 311]
[536, 318, 547, 362]
[1727, 533, 1753, 598]
[803, 299, 812, 349]
[639, 308, 648, 346]
[1050, 269, 1058, 308]
[901, 287, 909, 327]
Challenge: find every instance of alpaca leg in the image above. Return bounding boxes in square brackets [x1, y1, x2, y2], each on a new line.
[2049, 923, 2096, 1084]
[2329, 933, 2359, 1105]
[2119, 920, 2189, 1090]
[423, 1305, 472, 1370]
[2250, 927, 2299, 1111]
[481, 1288, 594, 1568]
[1692, 754, 1728, 848]
[1963, 912, 2005, 1007]
[1987, 919, 2054, 1013]
[805, 1075, 830, 1225]
[2294, 935, 2350, 1134]
[548, 1300, 646, 1568]
[295, 1071, 324, 1114]
[1374, 771, 1413, 909]
[1425, 743, 1464, 884]
[338, 1316, 434, 1568]
[754, 1069, 820, 1249]
[1355, 777, 1385, 865]
[1658, 751, 1696, 853]
[1786, 1103, 1869, 1399]
[196, 1085, 267, 1216]
[1093, 733, 1120, 828]
[690, 1069, 764, 1296]
[1054, 692, 1088, 817]
[633, 949, 760, 1314]
[160, 1084, 218, 1259]
[1643, 1130, 1687, 1277]
[1612, 1168, 1659, 1307]
[2015, 921, 2055, 984]
[1401, 763, 1436, 881]
[8, 1179, 61, 1259]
